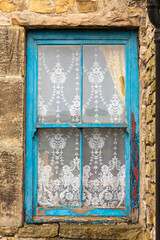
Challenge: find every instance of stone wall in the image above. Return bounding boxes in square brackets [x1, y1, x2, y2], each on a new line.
[144, 16, 156, 239]
[0, 0, 156, 239]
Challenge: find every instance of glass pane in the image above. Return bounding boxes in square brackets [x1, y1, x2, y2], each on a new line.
[83, 128, 125, 207]
[38, 129, 80, 207]
[83, 45, 126, 123]
[38, 45, 80, 123]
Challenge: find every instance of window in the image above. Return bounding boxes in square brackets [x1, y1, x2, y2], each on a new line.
[25, 30, 139, 222]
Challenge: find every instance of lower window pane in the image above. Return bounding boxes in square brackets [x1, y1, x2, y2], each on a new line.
[38, 129, 80, 207]
[83, 128, 125, 207]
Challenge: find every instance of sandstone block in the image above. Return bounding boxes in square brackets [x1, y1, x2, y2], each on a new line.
[0, 148, 23, 226]
[0, 0, 26, 12]
[55, 0, 75, 14]
[126, 7, 143, 13]
[146, 105, 152, 124]
[150, 161, 156, 183]
[12, 11, 140, 27]
[152, 92, 156, 104]
[29, 0, 53, 13]
[151, 119, 156, 144]
[150, 182, 156, 194]
[150, 80, 155, 94]
[0, 77, 24, 148]
[0, 13, 11, 25]
[0, 27, 25, 77]
[146, 145, 156, 162]
[76, 0, 98, 13]
[146, 124, 151, 145]
[59, 223, 142, 239]
[152, 104, 156, 117]
[19, 224, 59, 238]
[0, 227, 18, 237]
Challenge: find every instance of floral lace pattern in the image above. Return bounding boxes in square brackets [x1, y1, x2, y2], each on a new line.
[83, 46, 125, 123]
[37, 45, 126, 208]
[38, 129, 80, 207]
[38, 45, 125, 124]
[83, 128, 125, 207]
[38, 128, 125, 208]
[38, 46, 80, 123]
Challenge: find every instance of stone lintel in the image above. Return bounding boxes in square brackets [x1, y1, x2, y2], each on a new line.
[12, 11, 141, 28]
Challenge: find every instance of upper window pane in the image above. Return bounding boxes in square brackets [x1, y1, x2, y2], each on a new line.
[83, 45, 126, 123]
[38, 45, 80, 123]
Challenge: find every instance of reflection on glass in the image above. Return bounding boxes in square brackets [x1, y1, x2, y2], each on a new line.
[38, 45, 80, 123]
[38, 129, 80, 207]
[83, 45, 126, 123]
[83, 128, 125, 207]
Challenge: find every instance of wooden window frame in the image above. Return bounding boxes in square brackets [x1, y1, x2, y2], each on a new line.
[25, 30, 139, 223]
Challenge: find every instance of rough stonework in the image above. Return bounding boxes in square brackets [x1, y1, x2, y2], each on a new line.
[0, 0, 156, 239]
[0, 26, 25, 227]
[59, 223, 142, 239]
[19, 224, 59, 238]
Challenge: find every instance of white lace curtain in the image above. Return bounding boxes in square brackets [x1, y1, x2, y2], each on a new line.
[102, 45, 125, 105]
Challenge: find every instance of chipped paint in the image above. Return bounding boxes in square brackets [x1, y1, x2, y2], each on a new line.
[25, 30, 139, 222]
[130, 112, 139, 212]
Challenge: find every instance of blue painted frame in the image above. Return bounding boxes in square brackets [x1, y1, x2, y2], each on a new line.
[25, 30, 139, 222]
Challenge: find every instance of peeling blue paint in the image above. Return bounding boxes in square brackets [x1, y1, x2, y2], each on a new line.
[25, 30, 139, 222]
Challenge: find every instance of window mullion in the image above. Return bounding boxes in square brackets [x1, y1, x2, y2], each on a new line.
[80, 44, 83, 123]
[80, 128, 83, 207]
[80, 44, 83, 207]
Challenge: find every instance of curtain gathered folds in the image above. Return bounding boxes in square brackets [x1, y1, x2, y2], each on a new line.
[101, 45, 126, 105]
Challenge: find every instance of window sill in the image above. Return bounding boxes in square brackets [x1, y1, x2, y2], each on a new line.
[19, 219, 142, 239]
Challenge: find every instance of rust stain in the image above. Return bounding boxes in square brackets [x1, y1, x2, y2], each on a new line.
[131, 112, 139, 208]
[133, 166, 138, 183]
[131, 112, 136, 139]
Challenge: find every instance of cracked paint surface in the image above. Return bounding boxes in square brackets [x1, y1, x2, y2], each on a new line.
[130, 112, 139, 211]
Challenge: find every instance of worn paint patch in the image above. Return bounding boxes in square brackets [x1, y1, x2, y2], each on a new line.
[130, 112, 139, 211]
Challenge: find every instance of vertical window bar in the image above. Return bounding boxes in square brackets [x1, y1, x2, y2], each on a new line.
[80, 44, 83, 123]
[80, 128, 83, 207]
[33, 41, 39, 216]
[80, 44, 83, 207]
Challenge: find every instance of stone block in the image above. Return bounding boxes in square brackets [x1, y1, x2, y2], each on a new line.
[0, 227, 18, 237]
[0, 0, 27, 12]
[152, 92, 156, 104]
[0, 12, 11, 25]
[146, 43, 155, 63]
[150, 182, 156, 194]
[145, 177, 150, 193]
[150, 161, 156, 183]
[12, 11, 140, 27]
[146, 124, 151, 145]
[126, 7, 143, 13]
[147, 56, 155, 70]
[59, 223, 142, 239]
[19, 224, 59, 238]
[152, 104, 156, 117]
[151, 119, 156, 144]
[146, 105, 152, 124]
[146, 163, 150, 177]
[29, 0, 53, 13]
[55, 0, 75, 14]
[76, 0, 98, 13]
[150, 80, 155, 94]
[146, 145, 156, 162]
[0, 148, 23, 226]
[0, 77, 24, 148]
[0, 27, 25, 77]
[146, 196, 155, 226]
